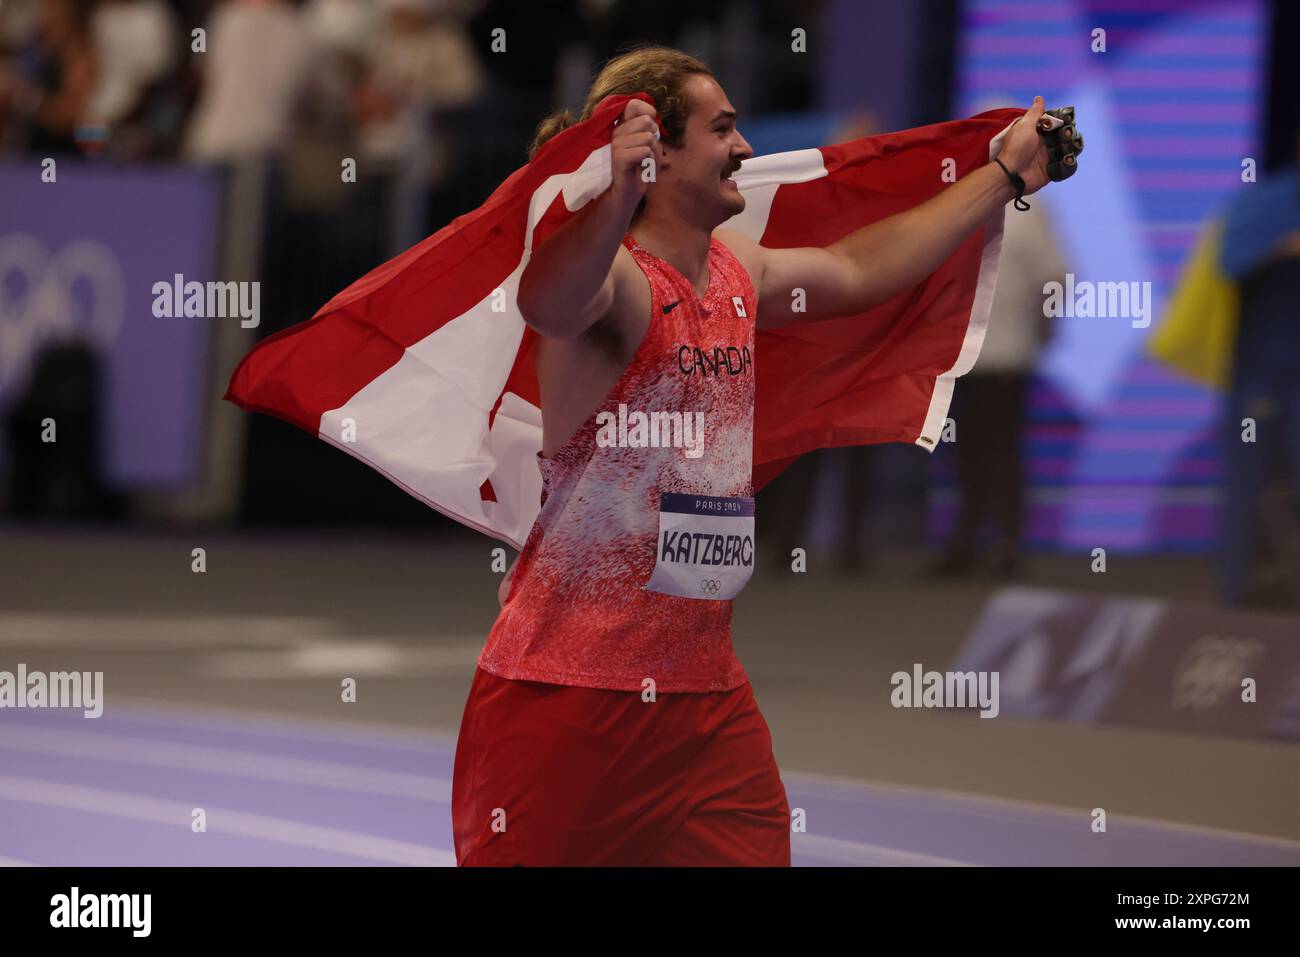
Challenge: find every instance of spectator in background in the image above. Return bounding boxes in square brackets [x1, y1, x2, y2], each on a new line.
[931, 190, 1066, 579]
[303, 0, 378, 104]
[0, 0, 40, 51]
[87, 0, 177, 130]
[286, 0, 377, 204]
[21, 0, 97, 154]
[356, 0, 483, 166]
[183, 0, 315, 162]
[354, 0, 484, 249]
[1215, 129, 1300, 607]
[0, 0, 40, 151]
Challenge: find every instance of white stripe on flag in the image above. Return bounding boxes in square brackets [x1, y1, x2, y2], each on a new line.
[915, 119, 1016, 448]
[721, 147, 828, 240]
[317, 147, 614, 548]
[306, 126, 1005, 541]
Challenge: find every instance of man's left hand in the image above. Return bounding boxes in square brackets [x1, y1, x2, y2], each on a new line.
[999, 95, 1053, 195]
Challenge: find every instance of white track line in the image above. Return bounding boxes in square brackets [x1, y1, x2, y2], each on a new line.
[792, 833, 970, 867]
[783, 769, 1300, 851]
[0, 775, 453, 866]
[0, 613, 338, 648]
[0, 727, 451, 801]
[100, 696, 458, 747]
[203, 641, 481, 678]
[0, 856, 33, 867]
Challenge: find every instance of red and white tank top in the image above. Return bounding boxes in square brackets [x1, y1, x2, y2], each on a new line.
[477, 232, 758, 692]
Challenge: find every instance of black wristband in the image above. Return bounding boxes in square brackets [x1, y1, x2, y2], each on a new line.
[994, 157, 1030, 211]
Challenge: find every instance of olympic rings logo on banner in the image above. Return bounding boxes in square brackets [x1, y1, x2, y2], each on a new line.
[0, 233, 126, 399]
[700, 579, 721, 595]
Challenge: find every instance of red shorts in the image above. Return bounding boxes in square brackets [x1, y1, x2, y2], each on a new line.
[451, 667, 791, 866]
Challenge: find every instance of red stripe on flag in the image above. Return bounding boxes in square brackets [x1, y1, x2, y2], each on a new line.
[225, 94, 653, 431]
[751, 110, 1018, 487]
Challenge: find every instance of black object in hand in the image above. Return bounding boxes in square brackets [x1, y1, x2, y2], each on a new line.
[1036, 106, 1083, 182]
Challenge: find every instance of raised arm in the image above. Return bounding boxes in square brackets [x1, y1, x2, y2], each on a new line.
[726, 97, 1053, 329]
[517, 99, 663, 339]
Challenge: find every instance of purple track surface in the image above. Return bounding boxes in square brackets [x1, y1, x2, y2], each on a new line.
[2, 705, 1297, 867]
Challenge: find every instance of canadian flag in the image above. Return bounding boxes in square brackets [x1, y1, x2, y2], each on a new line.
[225, 95, 1021, 549]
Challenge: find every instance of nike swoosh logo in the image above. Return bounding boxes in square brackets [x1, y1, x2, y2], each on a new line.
[662, 299, 684, 314]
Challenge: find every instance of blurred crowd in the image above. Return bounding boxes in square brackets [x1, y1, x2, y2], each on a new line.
[0, 0, 487, 185]
[2, 1, 1294, 610]
[0, 0, 820, 264]
[0, 0, 817, 186]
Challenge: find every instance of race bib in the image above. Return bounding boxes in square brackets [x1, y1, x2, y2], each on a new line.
[643, 492, 756, 601]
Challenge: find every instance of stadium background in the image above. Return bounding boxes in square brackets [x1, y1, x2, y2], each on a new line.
[0, 0, 1297, 866]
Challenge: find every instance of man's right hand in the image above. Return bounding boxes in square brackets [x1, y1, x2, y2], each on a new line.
[517, 97, 653, 341]
[608, 98, 664, 209]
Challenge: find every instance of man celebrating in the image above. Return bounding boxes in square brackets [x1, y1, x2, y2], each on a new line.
[449, 46, 1064, 866]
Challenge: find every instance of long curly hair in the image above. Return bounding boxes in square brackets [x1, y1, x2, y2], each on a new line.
[528, 46, 713, 159]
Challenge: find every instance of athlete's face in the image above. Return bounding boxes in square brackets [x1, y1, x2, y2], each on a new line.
[662, 75, 753, 224]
